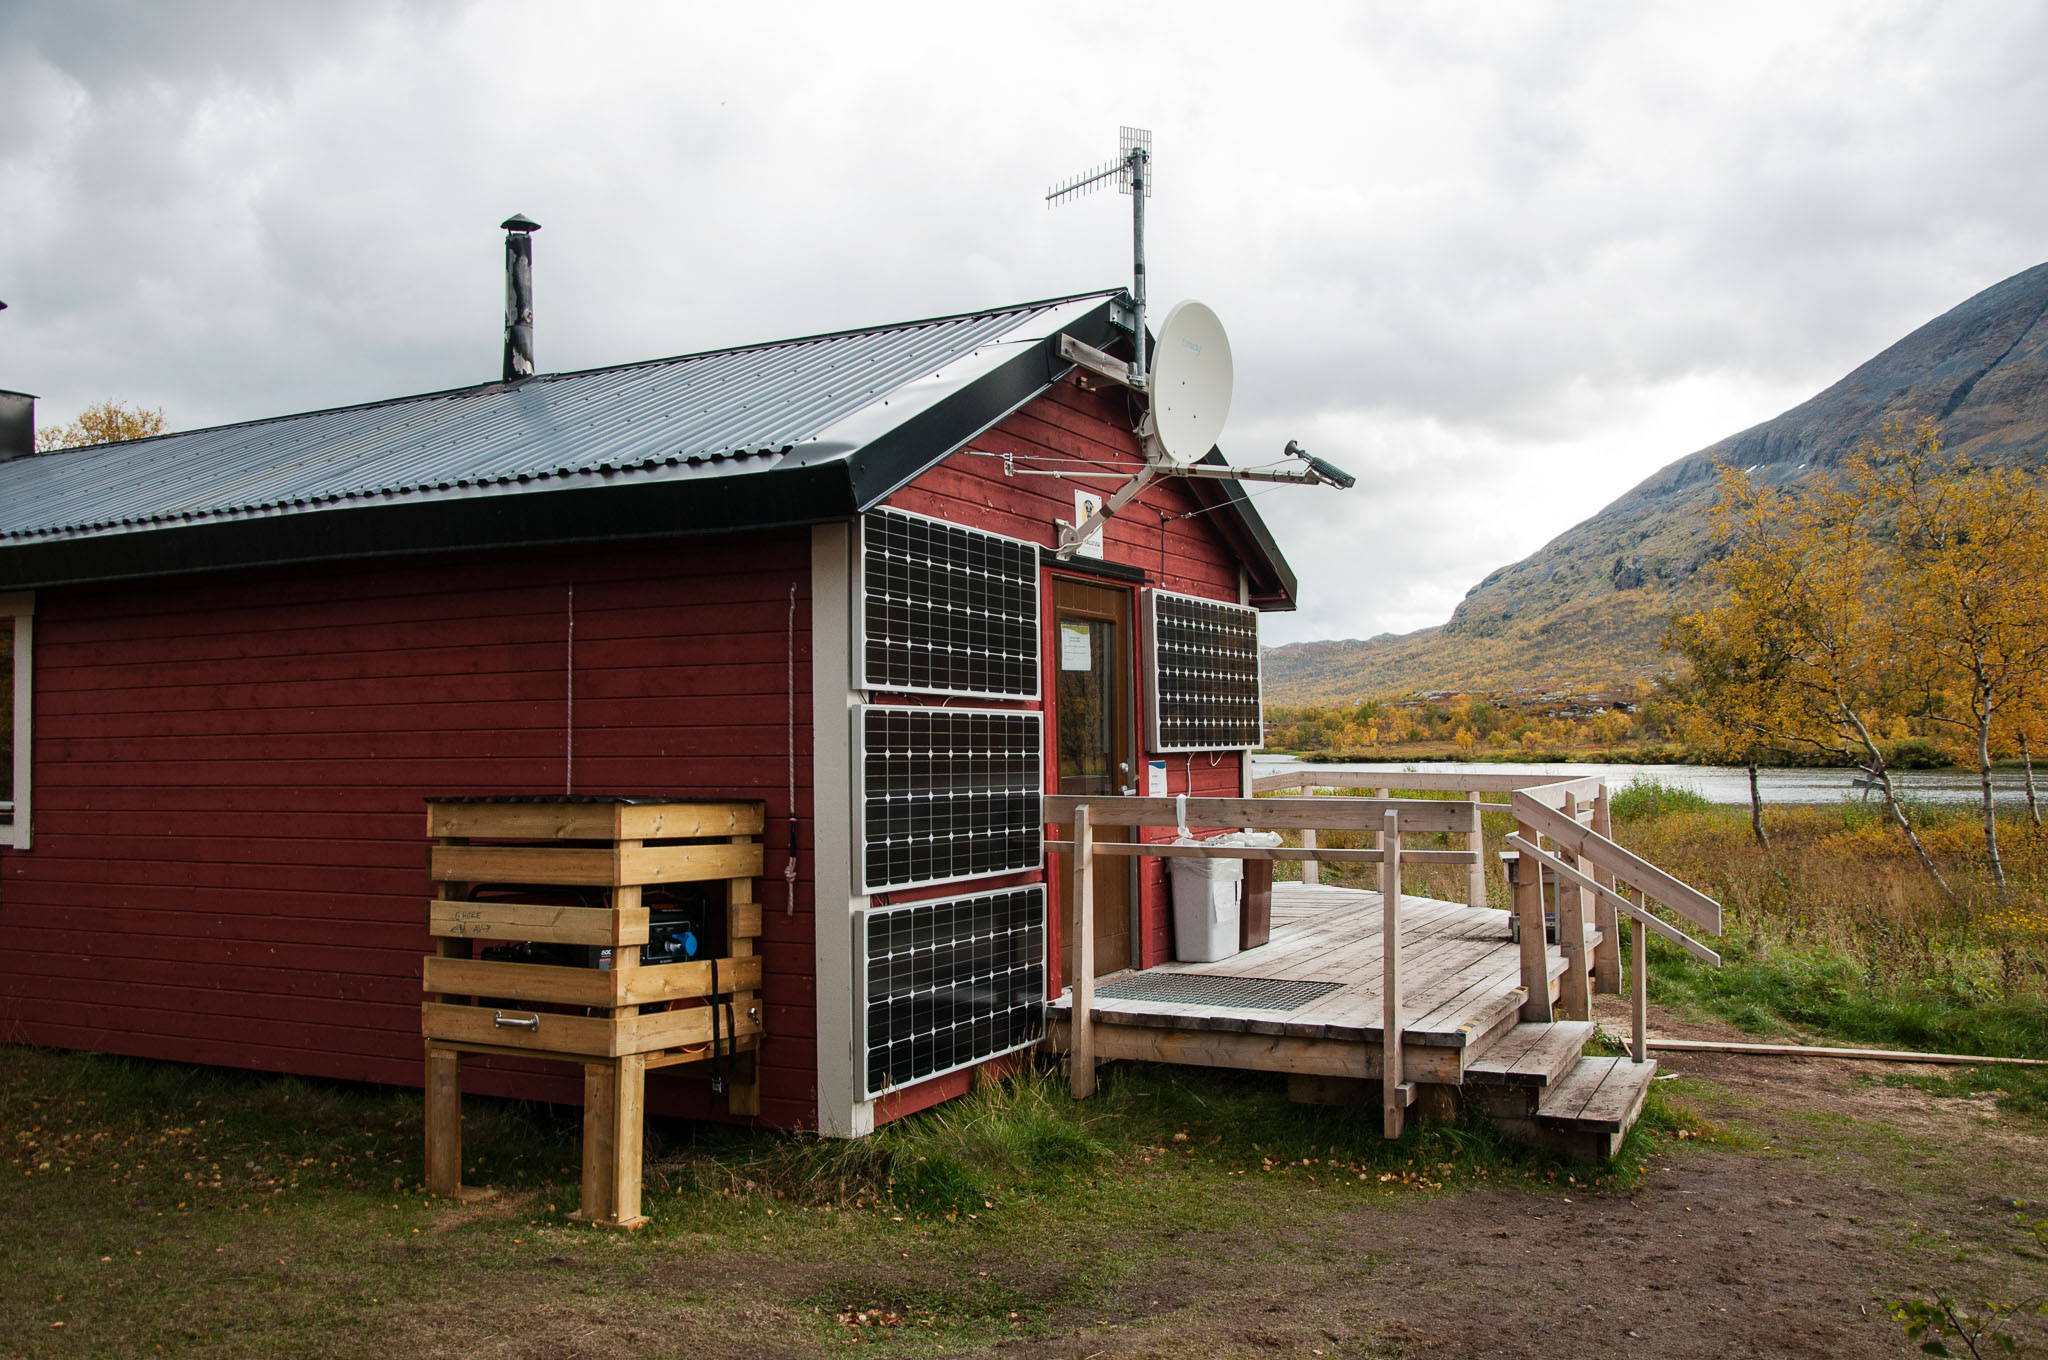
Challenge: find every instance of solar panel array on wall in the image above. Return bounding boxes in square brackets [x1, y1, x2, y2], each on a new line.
[855, 705, 1043, 893]
[858, 508, 1041, 699]
[857, 886, 1047, 1097]
[1145, 589, 1264, 751]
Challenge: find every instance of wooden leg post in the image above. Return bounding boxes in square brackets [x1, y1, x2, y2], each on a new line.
[1466, 790, 1487, 909]
[1381, 809, 1406, 1139]
[1515, 821, 1553, 1023]
[1631, 909, 1649, 1064]
[1300, 827, 1319, 887]
[1591, 787, 1622, 995]
[1070, 804, 1097, 1099]
[1555, 794, 1592, 1022]
[577, 1062, 617, 1224]
[610, 1054, 646, 1226]
[424, 1045, 462, 1197]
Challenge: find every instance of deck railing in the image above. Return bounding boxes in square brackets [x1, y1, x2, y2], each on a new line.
[1045, 790, 1485, 1137]
[1046, 770, 1723, 1137]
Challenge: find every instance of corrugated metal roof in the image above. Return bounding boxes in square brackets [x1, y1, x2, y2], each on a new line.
[0, 291, 1116, 545]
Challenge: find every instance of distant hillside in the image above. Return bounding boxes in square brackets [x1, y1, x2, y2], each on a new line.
[1266, 261, 2048, 705]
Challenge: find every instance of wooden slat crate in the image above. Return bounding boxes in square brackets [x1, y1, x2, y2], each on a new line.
[420, 797, 766, 1229]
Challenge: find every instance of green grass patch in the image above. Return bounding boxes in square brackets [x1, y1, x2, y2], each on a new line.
[1880, 1064, 2048, 1120]
[1645, 935, 2048, 1058]
[1608, 777, 1715, 820]
[1, 1043, 1658, 1357]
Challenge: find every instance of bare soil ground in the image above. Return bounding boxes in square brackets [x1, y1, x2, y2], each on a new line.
[414, 1011, 2044, 1359]
[7, 1009, 2044, 1359]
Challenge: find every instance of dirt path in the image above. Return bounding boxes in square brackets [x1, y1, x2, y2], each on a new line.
[960, 1002, 2048, 1359]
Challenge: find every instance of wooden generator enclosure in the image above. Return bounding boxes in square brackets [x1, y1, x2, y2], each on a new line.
[421, 798, 764, 1226]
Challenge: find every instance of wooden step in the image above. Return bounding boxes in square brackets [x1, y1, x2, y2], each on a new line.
[1462, 1020, 1594, 1089]
[1534, 1055, 1658, 1135]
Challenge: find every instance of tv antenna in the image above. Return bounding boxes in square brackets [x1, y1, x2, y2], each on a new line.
[1047, 127, 1153, 383]
[1041, 127, 1353, 559]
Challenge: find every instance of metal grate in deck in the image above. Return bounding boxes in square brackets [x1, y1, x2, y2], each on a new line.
[1093, 973, 1345, 1012]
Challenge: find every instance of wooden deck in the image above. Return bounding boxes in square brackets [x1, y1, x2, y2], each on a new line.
[1048, 882, 1584, 1088]
[1040, 781, 1721, 1159]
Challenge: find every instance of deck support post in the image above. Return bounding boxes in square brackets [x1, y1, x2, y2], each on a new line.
[1380, 809, 1406, 1139]
[1514, 820, 1553, 1024]
[1630, 909, 1649, 1064]
[1300, 827, 1319, 886]
[1465, 791, 1486, 909]
[1070, 804, 1097, 1099]
[1555, 795, 1592, 1022]
[1591, 787, 1622, 994]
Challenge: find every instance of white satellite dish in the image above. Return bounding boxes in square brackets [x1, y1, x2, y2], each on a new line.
[1148, 300, 1234, 466]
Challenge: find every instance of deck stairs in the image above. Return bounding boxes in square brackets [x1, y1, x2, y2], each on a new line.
[1459, 1020, 1659, 1162]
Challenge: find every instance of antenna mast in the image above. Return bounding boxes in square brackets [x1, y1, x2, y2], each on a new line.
[1047, 127, 1153, 385]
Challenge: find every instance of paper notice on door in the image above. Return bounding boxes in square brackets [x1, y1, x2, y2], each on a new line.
[1060, 622, 1092, 671]
[1147, 760, 1168, 798]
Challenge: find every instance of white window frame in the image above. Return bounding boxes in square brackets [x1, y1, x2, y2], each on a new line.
[1, 591, 30, 851]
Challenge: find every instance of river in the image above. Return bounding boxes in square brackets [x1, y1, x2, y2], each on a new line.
[1249, 754, 2044, 808]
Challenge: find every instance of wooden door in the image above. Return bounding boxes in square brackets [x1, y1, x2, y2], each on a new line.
[1052, 578, 1136, 977]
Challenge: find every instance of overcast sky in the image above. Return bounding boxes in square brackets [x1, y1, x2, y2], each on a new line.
[4, 1, 2045, 645]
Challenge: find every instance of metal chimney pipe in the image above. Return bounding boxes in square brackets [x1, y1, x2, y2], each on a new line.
[500, 214, 540, 382]
[0, 389, 35, 463]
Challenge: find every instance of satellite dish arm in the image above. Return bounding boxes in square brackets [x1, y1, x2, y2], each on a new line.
[1054, 462, 1160, 559]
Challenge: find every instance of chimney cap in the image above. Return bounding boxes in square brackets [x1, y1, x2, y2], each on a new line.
[500, 213, 541, 233]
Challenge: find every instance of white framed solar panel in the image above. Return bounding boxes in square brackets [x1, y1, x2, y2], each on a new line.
[1143, 588, 1264, 752]
[854, 885, 1048, 1098]
[852, 704, 1044, 894]
[854, 507, 1042, 701]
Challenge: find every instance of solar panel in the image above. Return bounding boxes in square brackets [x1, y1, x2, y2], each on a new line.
[855, 705, 1044, 893]
[858, 886, 1047, 1097]
[858, 508, 1041, 699]
[1145, 590, 1264, 751]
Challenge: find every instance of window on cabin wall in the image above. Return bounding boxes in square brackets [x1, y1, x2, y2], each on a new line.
[0, 592, 30, 850]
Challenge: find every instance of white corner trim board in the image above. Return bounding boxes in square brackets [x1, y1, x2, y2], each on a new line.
[0, 591, 31, 852]
[810, 524, 874, 1138]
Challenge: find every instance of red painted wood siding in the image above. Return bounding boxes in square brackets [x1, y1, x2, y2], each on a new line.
[0, 533, 820, 1130]
[882, 374, 1251, 1084]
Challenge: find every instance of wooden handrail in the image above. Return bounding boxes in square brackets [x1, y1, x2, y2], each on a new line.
[1253, 769, 1608, 797]
[1511, 792, 1722, 934]
[1503, 835, 1721, 966]
[1044, 793, 1477, 835]
[1043, 839, 1479, 866]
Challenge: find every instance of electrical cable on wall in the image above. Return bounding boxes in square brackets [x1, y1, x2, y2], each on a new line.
[786, 583, 799, 916]
[564, 583, 575, 795]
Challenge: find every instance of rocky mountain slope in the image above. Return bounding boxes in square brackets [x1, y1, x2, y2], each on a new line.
[1265, 261, 2048, 704]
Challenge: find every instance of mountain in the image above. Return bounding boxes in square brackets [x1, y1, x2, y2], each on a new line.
[1264, 261, 2048, 705]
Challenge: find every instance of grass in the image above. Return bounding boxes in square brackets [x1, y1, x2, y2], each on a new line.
[1270, 774, 2048, 1113]
[0, 1044, 1698, 1358]
[1602, 778, 2048, 1115]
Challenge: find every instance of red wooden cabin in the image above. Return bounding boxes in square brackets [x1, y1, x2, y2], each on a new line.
[0, 280, 1294, 1136]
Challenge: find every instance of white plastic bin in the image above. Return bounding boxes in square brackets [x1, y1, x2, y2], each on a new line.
[1169, 832, 1283, 963]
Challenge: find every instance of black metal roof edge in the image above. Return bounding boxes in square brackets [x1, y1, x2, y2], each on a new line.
[0, 462, 857, 593]
[846, 298, 1125, 507]
[16, 288, 1127, 461]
